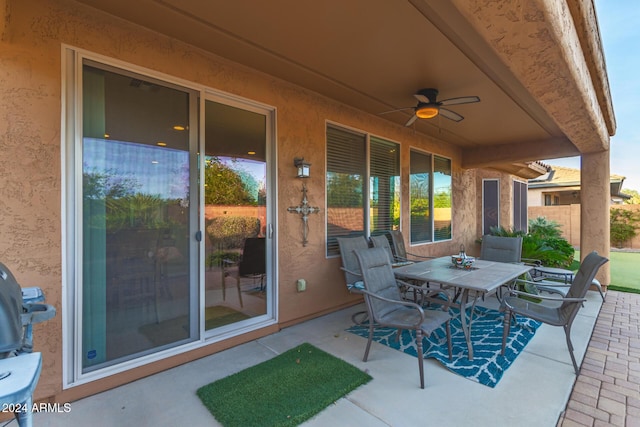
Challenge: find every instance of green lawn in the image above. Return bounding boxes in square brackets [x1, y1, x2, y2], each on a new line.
[576, 250, 640, 293]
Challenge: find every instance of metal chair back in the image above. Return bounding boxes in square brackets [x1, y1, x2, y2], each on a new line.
[480, 235, 523, 263]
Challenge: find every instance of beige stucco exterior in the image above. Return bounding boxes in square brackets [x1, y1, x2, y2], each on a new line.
[0, 0, 477, 402]
[0, 0, 614, 406]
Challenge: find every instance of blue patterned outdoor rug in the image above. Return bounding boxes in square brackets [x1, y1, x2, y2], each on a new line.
[346, 306, 541, 388]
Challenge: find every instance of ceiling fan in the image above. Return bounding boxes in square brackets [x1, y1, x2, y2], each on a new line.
[382, 88, 480, 126]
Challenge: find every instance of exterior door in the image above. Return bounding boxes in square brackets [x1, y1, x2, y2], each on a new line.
[202, 97, 270, 331]
[70, 54, 275, 383]
[80, 61, 199, 372]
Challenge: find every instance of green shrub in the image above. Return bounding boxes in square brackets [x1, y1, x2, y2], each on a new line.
[525, 236, 574, 268]
[208, 251, 241, 267]
[528, 217, 563, 240]
[487, 225, 525, 238]
[207, 216, 260, 250]
[484, 219, 574, 268]
[610, 208, 640, 248]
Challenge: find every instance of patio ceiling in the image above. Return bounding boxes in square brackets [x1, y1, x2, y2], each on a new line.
[74, 0, 615, 176]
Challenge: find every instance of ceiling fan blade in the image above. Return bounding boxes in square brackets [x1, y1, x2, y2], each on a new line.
[379, 107, 414, 115]
[439, 108, 464, 122]
[439, 96, 480, 106]
[413, 94, 430, 103]
[405, 114, 418, 126]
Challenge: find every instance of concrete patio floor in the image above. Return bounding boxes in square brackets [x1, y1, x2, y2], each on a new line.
[32, 291, 606, 427]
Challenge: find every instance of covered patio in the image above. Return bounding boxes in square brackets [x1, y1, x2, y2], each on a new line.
[0, 0, 617, 411]
[33, 291, 610, 426]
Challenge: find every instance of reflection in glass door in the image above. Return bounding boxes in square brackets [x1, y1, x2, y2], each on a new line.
[203, 99, 268, 330]
[81, 63, 198, 372]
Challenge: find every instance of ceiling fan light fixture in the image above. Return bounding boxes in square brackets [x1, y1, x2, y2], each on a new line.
[415, 104, 439, 119]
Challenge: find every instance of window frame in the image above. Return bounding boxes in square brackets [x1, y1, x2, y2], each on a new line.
[513, 179, 528, 232]
[409, 148, 453, 245]
[482, 178, 500, 235]
[325, 122, 400, 257]
[62, 45, 279, 388]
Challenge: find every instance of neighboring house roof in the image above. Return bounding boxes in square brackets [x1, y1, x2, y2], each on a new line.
[528, 165, 630, 199]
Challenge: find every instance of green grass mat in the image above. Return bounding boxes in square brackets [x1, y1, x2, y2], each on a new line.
[197, 343, 372, 427]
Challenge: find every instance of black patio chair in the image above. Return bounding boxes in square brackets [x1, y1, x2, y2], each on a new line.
[222, 237, 266, 307]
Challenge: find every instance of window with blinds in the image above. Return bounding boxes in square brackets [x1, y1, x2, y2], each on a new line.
[326, 125, 399, 256]
[370, 137, 400, 235]
[410, 151, 452, 244]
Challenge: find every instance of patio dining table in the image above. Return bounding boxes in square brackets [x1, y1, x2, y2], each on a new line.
[392, 256, 532, 360]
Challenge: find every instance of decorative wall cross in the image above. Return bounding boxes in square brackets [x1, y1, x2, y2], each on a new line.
[287, 183, 320, 247]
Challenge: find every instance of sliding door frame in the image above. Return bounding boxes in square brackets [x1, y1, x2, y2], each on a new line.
[62, 45, 278, 388]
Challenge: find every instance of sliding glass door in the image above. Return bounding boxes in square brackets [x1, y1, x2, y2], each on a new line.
[81, 62, 198, 371]
[70, 54, 275, 381]
[202, 98, 269, 331]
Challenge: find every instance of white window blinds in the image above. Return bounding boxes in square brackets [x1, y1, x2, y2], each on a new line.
[370, 137, 400, 234]
[326, 125, 366, 256]
[326, 125, 399, 256]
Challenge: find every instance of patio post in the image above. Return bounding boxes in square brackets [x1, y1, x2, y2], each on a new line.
[580, 151, 611, 287]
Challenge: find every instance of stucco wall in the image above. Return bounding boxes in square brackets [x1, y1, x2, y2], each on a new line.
[528, 188, 545, 207]
[0, 0, 485, 402]
[530, 204, 640, 249]
[529, 205, 580, 245]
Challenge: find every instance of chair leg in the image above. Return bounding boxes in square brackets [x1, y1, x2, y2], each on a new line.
[564, 324, 580, 374]
[363, 323, 374, 362]
[446, 321, 453, 361]
[416, 329, 425, 389]
[501, 309, 512, 356]
[593, 280, 605, 301]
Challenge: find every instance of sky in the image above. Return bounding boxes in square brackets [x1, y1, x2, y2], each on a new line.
[543, 0, 640, 192]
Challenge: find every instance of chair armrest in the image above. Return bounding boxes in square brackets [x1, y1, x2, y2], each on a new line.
[405, 252, 436, 260]
[512, 278, 569, 297]
[532, 279, 571, 287]
[515, 278, 571, 289]
[506, 286, 586, 303]
[396, 278, 447, 296]
[339, 266, 362, 277]
[531, 276, 571, 286]
[395, 279, 450, 307]
[340, 267, 365, 291]
[521, 258, 542, 267]
[358, 288, 425, 327]
[395, 278, 420, 290]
